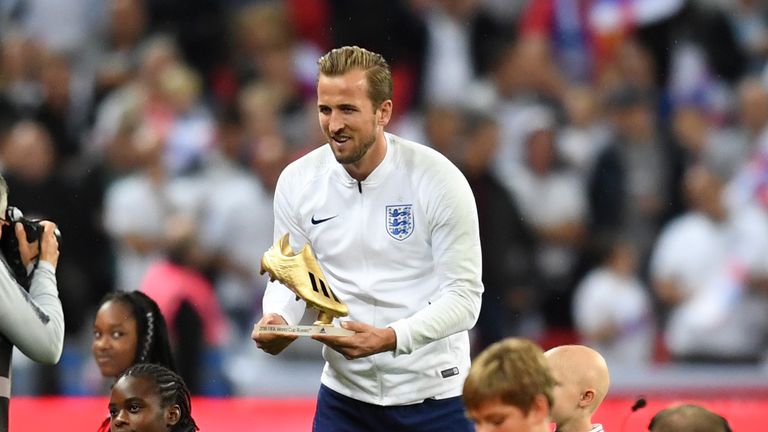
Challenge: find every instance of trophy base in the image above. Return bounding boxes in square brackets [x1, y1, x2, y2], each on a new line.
[255, 324, 354, 336]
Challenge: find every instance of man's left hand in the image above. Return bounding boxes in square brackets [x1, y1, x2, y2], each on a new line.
[312, 321, 396, 360]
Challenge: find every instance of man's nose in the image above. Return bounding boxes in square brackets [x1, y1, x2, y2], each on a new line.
[329, 111, 344, 134]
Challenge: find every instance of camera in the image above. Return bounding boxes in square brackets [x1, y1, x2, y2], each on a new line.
[0, 207, 61, 289]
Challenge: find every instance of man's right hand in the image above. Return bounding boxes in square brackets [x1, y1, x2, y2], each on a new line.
[252, 313, 298, 355]
[17, 221, 60, 269]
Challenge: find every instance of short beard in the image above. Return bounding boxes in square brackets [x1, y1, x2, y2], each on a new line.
[331, 132, 376, 165]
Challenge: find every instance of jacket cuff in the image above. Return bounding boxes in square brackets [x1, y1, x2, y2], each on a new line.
[388, 319, 412, 357]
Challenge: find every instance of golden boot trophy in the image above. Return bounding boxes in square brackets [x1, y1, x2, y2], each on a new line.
[255, 233, 354, 336]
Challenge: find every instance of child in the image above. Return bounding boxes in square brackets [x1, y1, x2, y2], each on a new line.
[109, 363, 199, 431]
[572, 238, 654, 366]
[545, 345, 610, 432]
[463, 338, 555, 432]
[93, 291, 176, 431]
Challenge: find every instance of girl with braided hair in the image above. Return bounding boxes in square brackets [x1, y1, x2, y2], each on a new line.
[109, 363, 199, 432]
[93, 291, 176, 431]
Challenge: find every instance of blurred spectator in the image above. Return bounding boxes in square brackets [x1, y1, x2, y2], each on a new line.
[670, 102, 749, 180]
[588, 84, 682, 265]
[636, 0, 746, 89]
[13, 0, 105, 56]
[157, 63, 215, 177]
[140, 214, 230, 394]
[102, 123, 204, 292]
[33, 50, 88, 162]
[725, 76, 768, 210]
[726, 0, 768, 73]
[228, 5, 322, 157]
[92, 0, 148, 107]
[238, 80, 313, 162]
[519, 0, 685, 85]
[0, 31, 44, 115]
[598, 37, 659, 98]
[231, 1, 321, 103]
[419, 0, 510, 106]
[504, 106, 587, 329]
[467, 36, 566, 182]
[89, 34, 181, 173]
[735, 76, 768, 146]
[650, 165, 768, 363]
[481, 0, 528, 27]
[519, 0, 599, 84]
[573, 237, 654, 366]
[459, 111, 536, 351]
[196, 106, 276, 339]
[557, 84, 611, 178]
[422, 103, 465, 163]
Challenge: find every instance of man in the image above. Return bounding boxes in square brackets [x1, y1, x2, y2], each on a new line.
[252, 46, 483, 431]
[463, 337, 555, 432]
[650, 165, 768, 362]
[0, 174, 63, 431]
[649, 404, 731, 432]
[545, 345, 610, 432]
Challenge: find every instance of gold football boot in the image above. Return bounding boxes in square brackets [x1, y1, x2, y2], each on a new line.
[260, 233, 348, 325]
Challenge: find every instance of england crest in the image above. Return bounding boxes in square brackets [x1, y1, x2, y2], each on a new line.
[386, 204, 414, 241]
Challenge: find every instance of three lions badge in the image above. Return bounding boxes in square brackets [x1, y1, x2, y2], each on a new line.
[386, 205, 413, 241]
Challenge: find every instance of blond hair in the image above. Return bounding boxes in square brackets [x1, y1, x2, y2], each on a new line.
[317, 46, 392, 108]
[463, 338, 555, 413]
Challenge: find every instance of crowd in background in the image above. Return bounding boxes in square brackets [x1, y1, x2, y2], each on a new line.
[2, 0, 768, 396]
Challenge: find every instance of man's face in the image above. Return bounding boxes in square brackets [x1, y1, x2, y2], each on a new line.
[467, 399, 538, 432]
[317, 68, 381, 166]
[109, 376, 172, 432]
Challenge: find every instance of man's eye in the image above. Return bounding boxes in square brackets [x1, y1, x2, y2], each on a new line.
[109, 408, 117, 418]
[128, 403, 141, 413]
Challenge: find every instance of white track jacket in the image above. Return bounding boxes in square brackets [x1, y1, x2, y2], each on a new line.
[263, 132, 483, 405]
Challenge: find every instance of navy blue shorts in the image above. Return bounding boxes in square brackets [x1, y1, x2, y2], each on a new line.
[312, 384, 473, 432]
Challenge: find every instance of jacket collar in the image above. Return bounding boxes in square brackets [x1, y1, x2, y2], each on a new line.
[331, 133, 396, 189]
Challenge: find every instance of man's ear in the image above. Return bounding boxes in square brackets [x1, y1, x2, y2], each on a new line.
[580, 389, 596, 408]
[166, 405, 181, 427]
[377, 100, 393, 126]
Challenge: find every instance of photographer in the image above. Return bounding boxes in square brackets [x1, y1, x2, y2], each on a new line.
[0, 175, 63, 432]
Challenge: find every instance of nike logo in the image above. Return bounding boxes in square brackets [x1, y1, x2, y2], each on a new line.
[311, 215, 338, 225]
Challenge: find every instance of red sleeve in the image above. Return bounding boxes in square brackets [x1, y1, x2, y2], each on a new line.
[519, 0, 555, 37]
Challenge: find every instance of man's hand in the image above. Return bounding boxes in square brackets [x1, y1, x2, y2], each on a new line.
[312, 321, 397, 360]
[17, 221, 60, 268]
[252, 313, 298, 355]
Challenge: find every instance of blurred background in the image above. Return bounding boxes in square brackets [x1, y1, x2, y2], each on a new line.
[2, 0, 768, 421]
